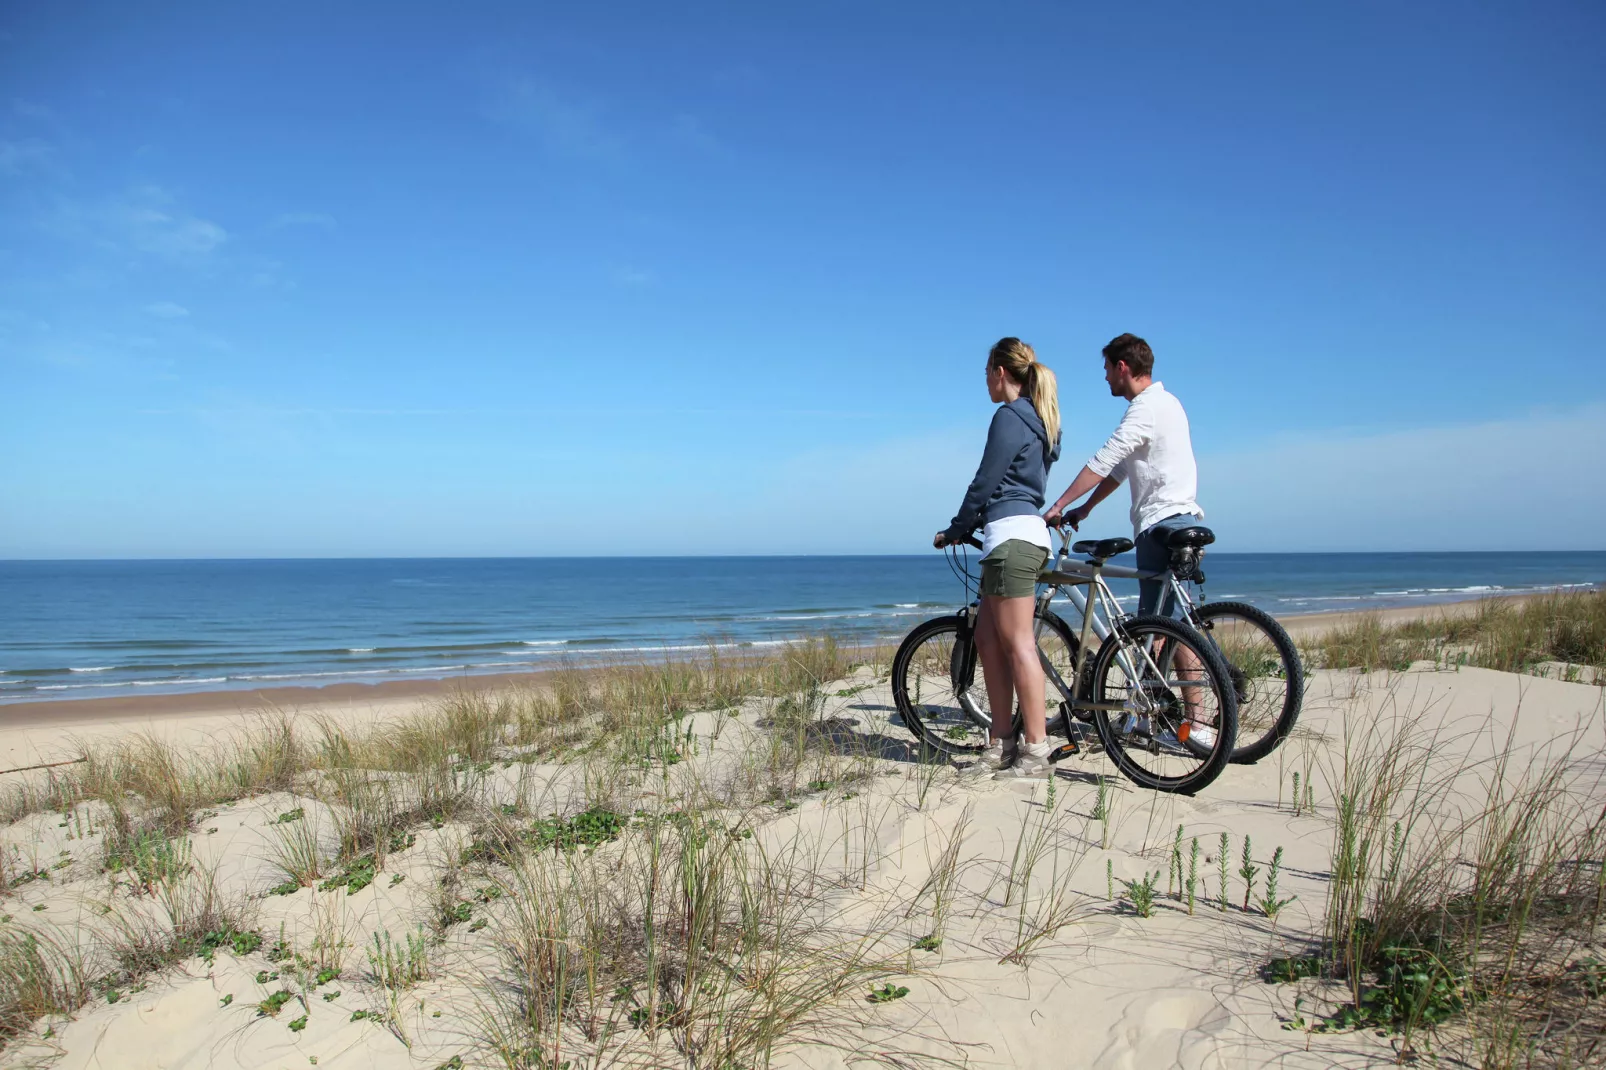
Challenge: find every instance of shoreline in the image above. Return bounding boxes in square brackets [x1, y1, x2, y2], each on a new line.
[1, 588, 1587, 732]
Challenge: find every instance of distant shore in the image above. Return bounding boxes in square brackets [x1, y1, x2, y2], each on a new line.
[1272, 589, 1554, 637]
[2, 588, 1584, 738]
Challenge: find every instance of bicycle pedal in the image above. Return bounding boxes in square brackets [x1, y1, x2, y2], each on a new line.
[1048, 741, 1080, 763]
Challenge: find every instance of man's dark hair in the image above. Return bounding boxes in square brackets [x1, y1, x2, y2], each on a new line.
[1102, 333, 1154, 377]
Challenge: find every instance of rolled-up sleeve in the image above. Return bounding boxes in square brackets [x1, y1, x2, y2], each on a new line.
[1087, 399, 1151, 478]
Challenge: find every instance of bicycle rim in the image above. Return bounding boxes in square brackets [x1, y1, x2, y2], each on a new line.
[1195, 601, 1305, 765]
[1090, 614, 1238, 795]
[891, 615, 991, 754]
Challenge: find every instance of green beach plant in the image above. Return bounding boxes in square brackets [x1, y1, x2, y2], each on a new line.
[1239, 835, 1259, 912]
[1186, 836, 1199, 916]
[1217, 833, 1230, 912]
[1122, 871, 1159, 918]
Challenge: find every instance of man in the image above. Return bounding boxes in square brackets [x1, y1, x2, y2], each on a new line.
[1044, 332, 1201, 619]
[1045, 333, 1212, 748]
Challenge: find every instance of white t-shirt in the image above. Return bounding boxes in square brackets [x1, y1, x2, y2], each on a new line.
[981, 513, 1052, 558]
[1086, 381, 1202, 535]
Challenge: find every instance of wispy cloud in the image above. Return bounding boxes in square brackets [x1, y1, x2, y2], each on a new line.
[144, 301, 190, 318]
[666, 113, 724, 155]
[0, 138, 55, 176]
[12, 100, 56, 122]
[268, 211, 336, 230]
[489, 79, 621, 158]
[1201, 404, 1606, 551]
[611, 265, 656, 286]
[122, 188, 227, 257]
[43, 185, 228, 261]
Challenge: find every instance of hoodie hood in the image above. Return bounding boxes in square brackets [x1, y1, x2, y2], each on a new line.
[1004, 396, 1061, 464]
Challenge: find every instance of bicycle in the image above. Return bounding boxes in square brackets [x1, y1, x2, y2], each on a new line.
[891, 527, 1240, 795]
[1112, 526, 1304, 764]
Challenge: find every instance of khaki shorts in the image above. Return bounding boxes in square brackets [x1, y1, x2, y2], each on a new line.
[979, 539, 1048, 599]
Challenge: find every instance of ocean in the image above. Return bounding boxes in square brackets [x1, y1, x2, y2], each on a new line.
[2, 552, 1602, 703]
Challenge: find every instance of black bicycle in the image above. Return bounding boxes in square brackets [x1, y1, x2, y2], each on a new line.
[1140, 529, 1304, 764]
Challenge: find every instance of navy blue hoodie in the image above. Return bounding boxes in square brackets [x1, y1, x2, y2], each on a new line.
[944, 396, 1061, 542]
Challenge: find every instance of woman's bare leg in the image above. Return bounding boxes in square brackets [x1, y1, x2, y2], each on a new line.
[992, 595, 1047, 744]
[975, 598, 1016, 742]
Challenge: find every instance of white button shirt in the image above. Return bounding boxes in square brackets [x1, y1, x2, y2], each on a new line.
[1085, 381, 1202, 535]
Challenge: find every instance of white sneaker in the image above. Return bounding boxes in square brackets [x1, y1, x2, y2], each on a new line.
[994, 740, 1053, 780]
[1187, 722, 1218, 750]
[966, 737, 1016, 775]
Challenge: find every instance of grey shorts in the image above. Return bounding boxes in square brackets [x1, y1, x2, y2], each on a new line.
[980, 539, 1049, 599]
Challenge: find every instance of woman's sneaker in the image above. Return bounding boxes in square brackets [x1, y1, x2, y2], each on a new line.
[966, 737, 1016, 775]
[994, 739, 1053, 780]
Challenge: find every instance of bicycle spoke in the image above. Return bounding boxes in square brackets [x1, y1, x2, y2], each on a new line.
[1091, 615, 1237, 794]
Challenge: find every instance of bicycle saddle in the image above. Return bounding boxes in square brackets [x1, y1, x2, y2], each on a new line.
[1162, 525, 1215, 550]
[1073, 537, 1134, 560]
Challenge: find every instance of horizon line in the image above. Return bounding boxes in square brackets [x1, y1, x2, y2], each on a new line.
[4, 549, 1606, 564]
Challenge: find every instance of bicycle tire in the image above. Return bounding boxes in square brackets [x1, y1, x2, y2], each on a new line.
[891, 609, 1082, 756]
[1088, 613, 1238, 795]
[891, 614, 992, 755]
[1193, 601, 1304, 765]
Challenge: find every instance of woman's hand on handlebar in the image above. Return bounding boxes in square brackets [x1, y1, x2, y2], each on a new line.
[934, 530, 983, 550]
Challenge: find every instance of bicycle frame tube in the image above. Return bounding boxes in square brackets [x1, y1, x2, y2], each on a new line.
[1036, 550, 1196, 714]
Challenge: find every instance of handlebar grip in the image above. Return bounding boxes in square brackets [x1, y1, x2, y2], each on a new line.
[960, 535, 983, 550]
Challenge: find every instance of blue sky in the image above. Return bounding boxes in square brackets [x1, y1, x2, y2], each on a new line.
[2, 1, 1603, 557]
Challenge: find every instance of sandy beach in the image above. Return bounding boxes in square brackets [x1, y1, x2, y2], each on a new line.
[2, 593, 1602, 1069]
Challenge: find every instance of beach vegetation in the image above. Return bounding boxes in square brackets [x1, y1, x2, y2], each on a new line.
[1121, 871, 1159, 918]
[1303, 590, 1606, 677]
[1266, 679, 1606, 1064]
[0, 929, 90, 1048]
[0, 635, 1111, 1063]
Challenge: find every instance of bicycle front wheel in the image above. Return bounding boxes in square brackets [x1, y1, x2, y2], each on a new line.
[1194, 601, 1304, 765]
[1089, 614, 1238, 795]
[890, 614, 992, 755]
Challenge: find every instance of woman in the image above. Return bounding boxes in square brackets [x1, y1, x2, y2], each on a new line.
[934, 337, 1061, 778]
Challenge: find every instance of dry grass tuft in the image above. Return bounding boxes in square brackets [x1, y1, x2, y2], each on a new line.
[1303, 680, 1606, 1065]
[1304, 590, 1606, 676]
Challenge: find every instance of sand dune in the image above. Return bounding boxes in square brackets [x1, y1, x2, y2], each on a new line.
[2, 657, 1602, 1069]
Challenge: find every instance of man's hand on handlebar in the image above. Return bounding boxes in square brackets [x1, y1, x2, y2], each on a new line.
[1044, 505, 1090, 531]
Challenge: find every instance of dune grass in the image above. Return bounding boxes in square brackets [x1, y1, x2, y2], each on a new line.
[1302, 590, 1606, 677]
[2, 637, 958, 1062]
[1276, 674, 1606, 1066]
[0, 638, 859, 829]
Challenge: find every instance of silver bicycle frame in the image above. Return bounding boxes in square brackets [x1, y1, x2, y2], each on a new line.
[949, 532, 1201, 731]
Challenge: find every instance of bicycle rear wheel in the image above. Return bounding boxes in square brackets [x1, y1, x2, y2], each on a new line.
[1193, 601, 1304, 765]
[891, 614, 992, 755]
[1089, 614, 1238, 795]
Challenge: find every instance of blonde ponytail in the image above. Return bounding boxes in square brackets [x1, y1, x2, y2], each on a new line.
[1026, 362, 1060, 447]
[988, 337, 1060, 448]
